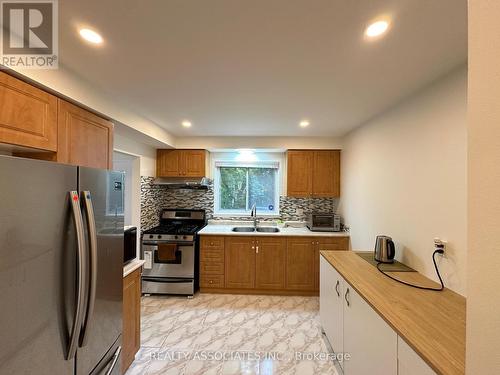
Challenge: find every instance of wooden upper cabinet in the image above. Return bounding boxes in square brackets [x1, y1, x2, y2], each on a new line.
[157, 150, 182, 176]
[287, 151, 313, 197]
[225, 237, 256, 289]
[287, 150, 341, 198]
[255, 237, 286, 290]
[0, 71, 57, 151]
[157, 149, 206, 177]
[57, 100, 113, 169]
[313, 150, 340, 197]
[183, 150, 206, 177]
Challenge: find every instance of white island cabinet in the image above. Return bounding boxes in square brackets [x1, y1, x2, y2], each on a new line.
[398, 336, 436, 375]
[320, 255, 398, 375]
[343, 284, 397, 375]
[320, 256, 345, 367]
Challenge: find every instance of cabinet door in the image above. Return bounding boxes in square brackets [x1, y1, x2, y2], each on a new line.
[343, 285, 397, 375]
[255, 237, 286, 290]
[122, 267, 141, 373]
[312, 150, 340, 197]
[287, 151, 313, 197]
[285, 237, 316, 290]
[157, 149, 182, 177]
[225, 237, 256, 289]
[57, 100, 113, 169]
[0, 72, 57, 151]
[319, 256, 344, 365]
[182, 150, 206, 177]
[397, 336, 436, 375]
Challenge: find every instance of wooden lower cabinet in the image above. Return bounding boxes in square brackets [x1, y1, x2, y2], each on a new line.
[200, 235, 349, 295]
[286, 237, 317, 291]
[225, 237, 256, 289]
[122, 267, 141, 374]
[255, 237, 286, 289]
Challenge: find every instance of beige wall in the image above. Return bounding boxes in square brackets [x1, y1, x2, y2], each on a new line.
[11, 66, 176, 147]
[114, 129, 157, 177]
[338, 66, 467, 295]
[466, 0, 500, 372]
[175, 136, 343, 150]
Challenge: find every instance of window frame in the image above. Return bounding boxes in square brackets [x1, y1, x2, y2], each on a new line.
[213, 160, 281, 217]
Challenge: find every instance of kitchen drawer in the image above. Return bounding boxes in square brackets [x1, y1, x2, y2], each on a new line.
[200, 248, 225, 262]
[200, 261, 224, 275]
[201, 275, 225, 288]
[201, 236, 225, 250]
[317, 237, 349, 251]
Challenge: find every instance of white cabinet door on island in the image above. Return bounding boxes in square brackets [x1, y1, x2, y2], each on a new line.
[319, 256, 344, 367]
[343, 285, 397, 375]
[398, 337, 436, 375]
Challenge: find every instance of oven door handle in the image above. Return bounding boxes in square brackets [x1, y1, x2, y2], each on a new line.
[142, 276, 193, 283]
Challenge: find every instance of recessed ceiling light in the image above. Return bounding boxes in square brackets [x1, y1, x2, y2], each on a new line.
[79, 28, 103, 44]
[365, 20, 390, 38]
[299, 120, 310, 128]
[182, 120, 192, 128]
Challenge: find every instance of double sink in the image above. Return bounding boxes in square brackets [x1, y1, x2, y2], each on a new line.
[232, 226, 280, 233]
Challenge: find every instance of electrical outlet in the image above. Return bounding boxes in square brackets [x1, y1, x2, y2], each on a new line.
[434, 238, 447, 254]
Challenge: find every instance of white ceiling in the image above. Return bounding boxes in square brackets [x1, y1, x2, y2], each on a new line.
[58, 0, 467, 137]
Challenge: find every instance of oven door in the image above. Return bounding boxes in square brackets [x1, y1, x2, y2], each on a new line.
[142, 241, 194, 278]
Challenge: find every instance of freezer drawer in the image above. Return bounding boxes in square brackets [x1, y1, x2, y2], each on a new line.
[89, 336, 122, 375]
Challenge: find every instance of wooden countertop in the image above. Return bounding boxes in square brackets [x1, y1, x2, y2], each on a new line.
[320, 251, 465, 375]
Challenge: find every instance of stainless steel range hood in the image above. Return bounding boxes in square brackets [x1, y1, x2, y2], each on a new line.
[152, 177, 211, 190]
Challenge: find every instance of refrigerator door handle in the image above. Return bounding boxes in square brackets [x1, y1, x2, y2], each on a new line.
[67, 191, 87, 360]
[105, 346, 122, 375]
[80, 191, 98, 347]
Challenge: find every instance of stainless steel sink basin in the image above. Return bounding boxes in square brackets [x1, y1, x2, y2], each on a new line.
[231, 227, 256, 232]
[256, 227, 280, 233]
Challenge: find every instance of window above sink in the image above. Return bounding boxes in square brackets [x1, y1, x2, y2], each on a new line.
[213, 152, 283, 217]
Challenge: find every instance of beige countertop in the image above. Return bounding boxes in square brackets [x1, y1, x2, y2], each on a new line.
[321, 251, 465, 375]
[123, 259, 145, 278]
[198, 223, 349, 237]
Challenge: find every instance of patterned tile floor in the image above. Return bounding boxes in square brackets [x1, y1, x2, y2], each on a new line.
[125, 293, 339, 375]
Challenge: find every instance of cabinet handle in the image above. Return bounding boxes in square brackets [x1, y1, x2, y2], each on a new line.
[345, 288, 350, 307]
[210, 242, 214, 246]
[311, 241, 315, 245]
[251, 246, 255, 250]
[209, 280, 213, 284]
[335, 280, 340, 297]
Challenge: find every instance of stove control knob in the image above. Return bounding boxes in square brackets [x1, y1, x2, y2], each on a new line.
[183, 235, 187, 240]
[158, 235, 162, 239]
[149, 235, 153, 239]
[175, 235, 179, 240]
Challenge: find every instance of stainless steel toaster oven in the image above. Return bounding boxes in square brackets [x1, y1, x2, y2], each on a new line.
[306, 213, 341, 232]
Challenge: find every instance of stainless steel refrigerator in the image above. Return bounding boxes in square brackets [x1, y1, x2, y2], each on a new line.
[0, 155, 124, 375]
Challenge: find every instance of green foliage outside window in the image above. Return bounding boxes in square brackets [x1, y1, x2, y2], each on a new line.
[219, 167, 277, 212]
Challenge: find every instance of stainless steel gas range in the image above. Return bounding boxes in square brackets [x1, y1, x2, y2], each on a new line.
[141, 209, 206, 296]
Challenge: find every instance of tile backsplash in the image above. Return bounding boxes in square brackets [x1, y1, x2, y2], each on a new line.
[141, 176, 338, 231]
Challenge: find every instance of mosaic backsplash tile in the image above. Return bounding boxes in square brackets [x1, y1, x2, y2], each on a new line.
[141, 176, 338, 231]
